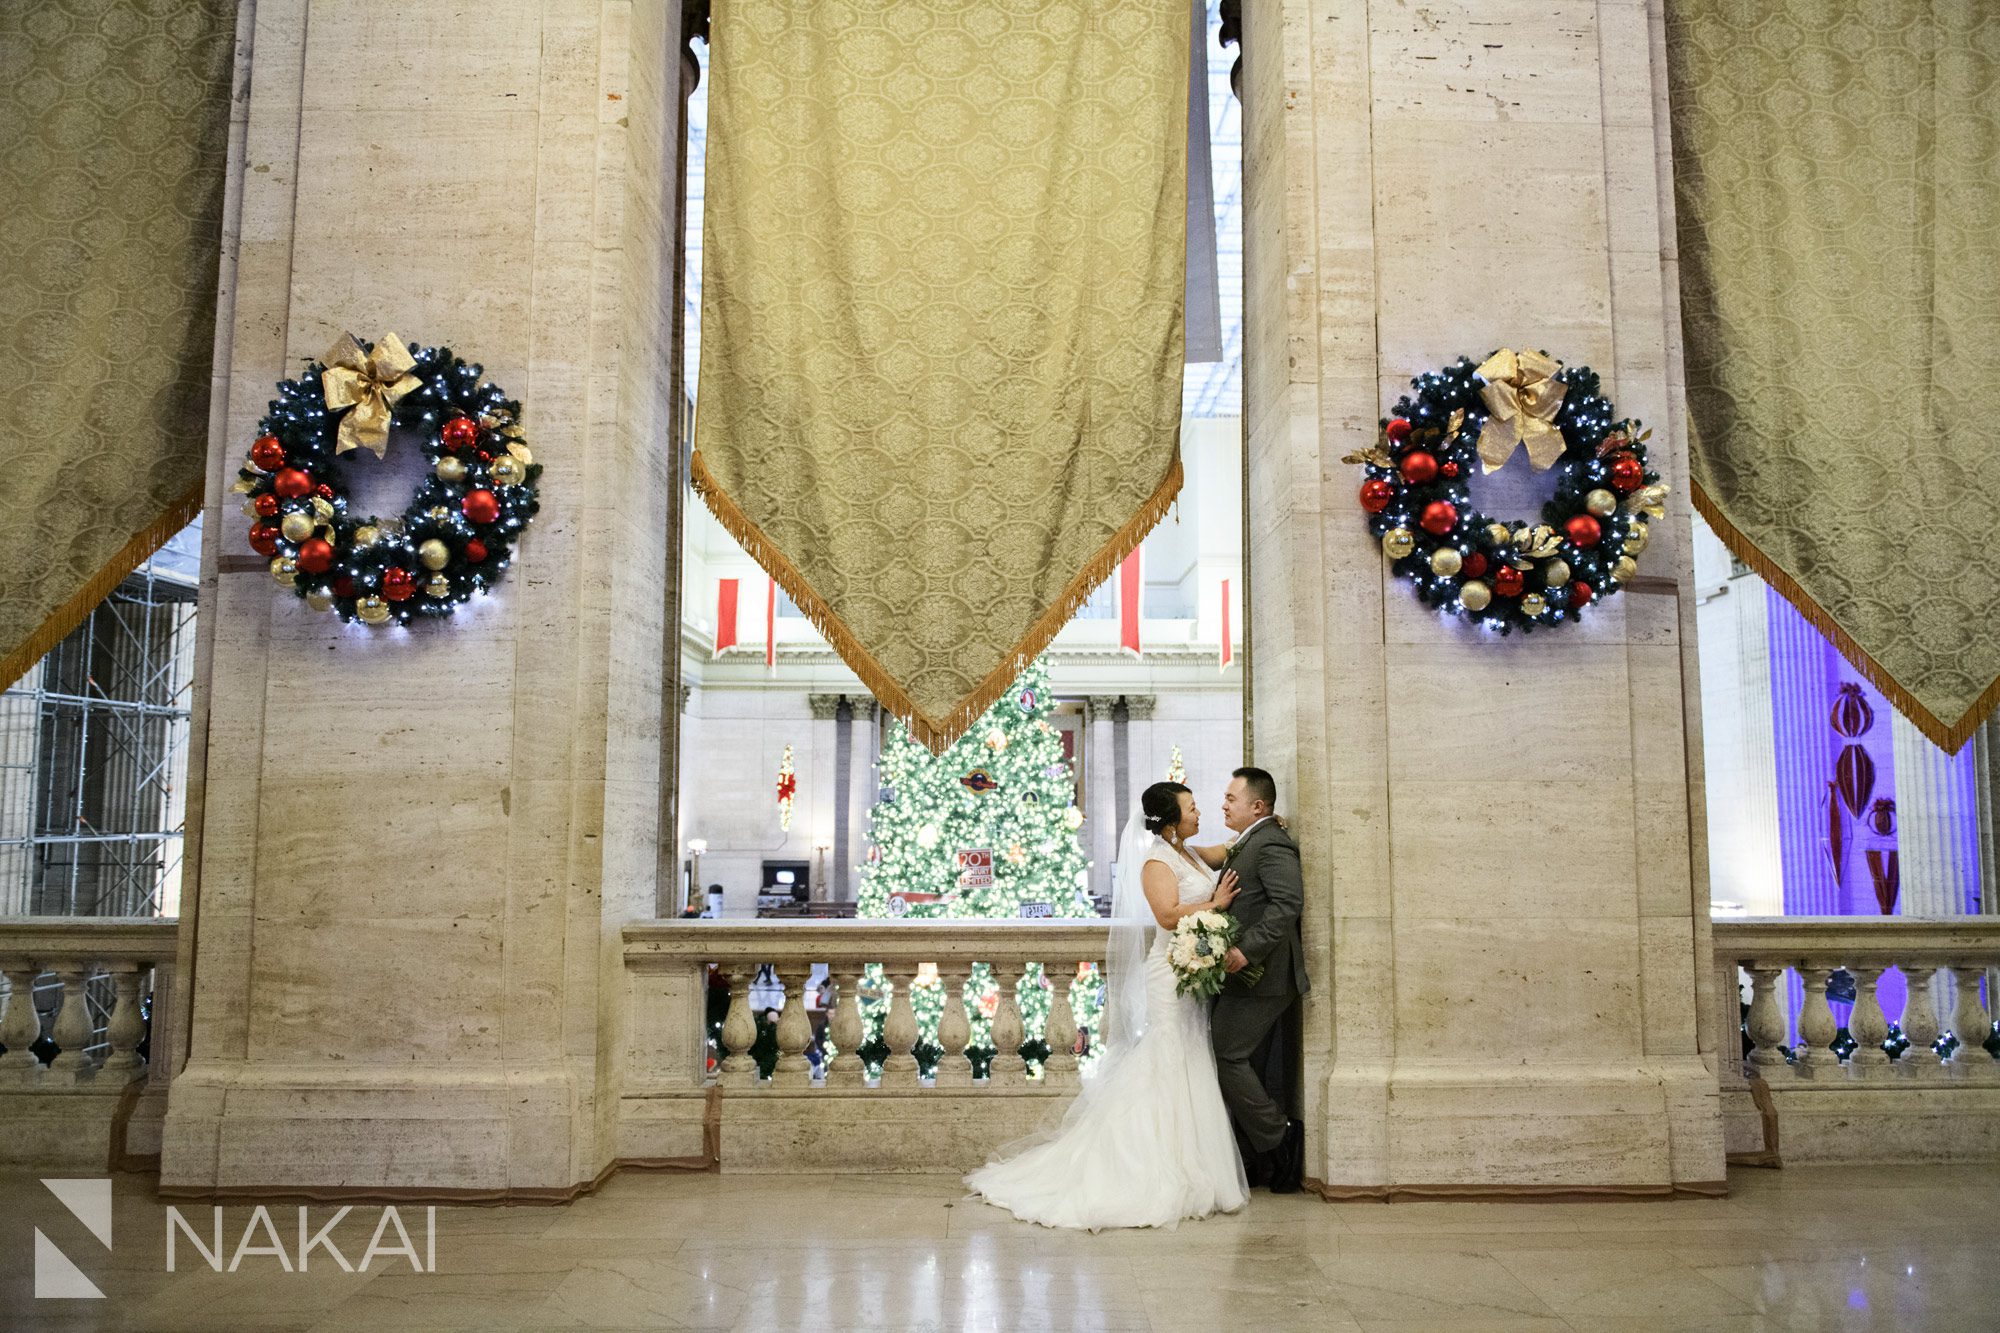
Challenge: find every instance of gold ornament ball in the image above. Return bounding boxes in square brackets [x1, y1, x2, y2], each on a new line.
[1459, 579, 1493, 612]
[435, 456, 468, 485]
[1544, 558, 1571, 588]
[1485, 522, 1511, 547]
[356, 595, 391, 625]
[1612, 555, 1639, 583]
[1625, 521, 1650, 555]
[1585, 488, 1618, 518]
[418, 538, 451, 571]
[269, 555, 298, 587]
[353, 524, 381, 548]
[1382, 527, 1416, 560]
[280, 511, 314, 543]
[305, 588, 334, 613]
[490, 455, 527, 486]
[1429, 547, 1463, 577]
[1521, 592, 1549, 617]
[426, 573, 452, 598]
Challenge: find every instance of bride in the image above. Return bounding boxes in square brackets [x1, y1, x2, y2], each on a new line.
[965, 780, 1249, 1229]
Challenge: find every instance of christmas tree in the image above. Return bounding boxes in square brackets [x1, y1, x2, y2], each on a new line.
[859, 656, 1101, 1075]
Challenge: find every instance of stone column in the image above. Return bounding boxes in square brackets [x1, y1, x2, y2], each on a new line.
[1241, 0, 1723, 1190]
[161, 0, 683, 1193]
[1890, 712, 1984, 918]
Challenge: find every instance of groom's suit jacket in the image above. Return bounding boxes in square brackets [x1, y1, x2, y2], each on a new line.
[1222, 816, 1309, 999]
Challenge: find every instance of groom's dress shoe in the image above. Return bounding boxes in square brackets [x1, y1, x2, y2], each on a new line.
[1268, 1119, 1306, 1195]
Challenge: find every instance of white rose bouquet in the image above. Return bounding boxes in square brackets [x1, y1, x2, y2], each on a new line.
[1166, 911, 1262, 999]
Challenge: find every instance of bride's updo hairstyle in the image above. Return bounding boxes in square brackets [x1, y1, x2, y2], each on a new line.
[1140, 781, 1192, 838]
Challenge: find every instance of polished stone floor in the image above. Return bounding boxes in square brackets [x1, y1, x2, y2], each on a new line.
[3, 1164, 1998, 1330]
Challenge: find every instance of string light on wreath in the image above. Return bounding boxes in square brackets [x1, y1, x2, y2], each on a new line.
[231, 332, 541, 627]
[1344, 349, 1667, 632]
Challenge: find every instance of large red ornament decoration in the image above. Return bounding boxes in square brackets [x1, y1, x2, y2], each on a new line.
[1835, 743, 1877, 818]
[231, 332, 541, 628]
[1345, 350, 1665, 633]
[1830, 682, 1875, 738]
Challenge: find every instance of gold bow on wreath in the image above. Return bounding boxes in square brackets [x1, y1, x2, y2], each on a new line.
[1475, 348, 1567, 473]
[321, 332, 421, 458]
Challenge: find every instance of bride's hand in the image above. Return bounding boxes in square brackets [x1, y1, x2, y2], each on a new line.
[1212, 869, 1240, 909]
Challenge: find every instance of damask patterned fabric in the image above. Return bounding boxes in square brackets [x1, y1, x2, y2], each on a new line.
[0, 0, 234, 691]
[694, 0, 1189, 749]
[1668, 0, 2000, 753]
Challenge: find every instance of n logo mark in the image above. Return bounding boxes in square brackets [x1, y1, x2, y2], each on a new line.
[36, 1178, 111, 1299]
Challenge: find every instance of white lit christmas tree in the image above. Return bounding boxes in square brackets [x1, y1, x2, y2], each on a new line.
[859, 656, 1101, 1074]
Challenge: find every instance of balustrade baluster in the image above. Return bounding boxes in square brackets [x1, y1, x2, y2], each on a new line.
[100, 964, 147, 1075]
[933, 965, 974, 1088]
[773, 965, 814, 1087]
[1795, 966, 1841, 1074]
[0, 964, 41, 1074]
[1846, 965, 1892, 1074]
[987, 962, 1027, 1086]
[718, 967, 758, 1088]
[1744, 963, 1788, 1073]
[1042, 961, 1079, 1087]
[823, 964, 866, 1088]
[1950, 961, 1995, 1078]
[880, 965, 921, 1088]
[1898, 964, 1944, 1074]
[48, 969, 95, 1075]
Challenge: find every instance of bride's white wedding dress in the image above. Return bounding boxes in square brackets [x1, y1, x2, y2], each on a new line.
[965, 838, 1248, 1230]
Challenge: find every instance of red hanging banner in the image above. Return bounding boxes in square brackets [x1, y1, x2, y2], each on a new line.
[1119, 550, 1143, 658]
[714, 578, 739, 656]
[766, 577, 778, 671]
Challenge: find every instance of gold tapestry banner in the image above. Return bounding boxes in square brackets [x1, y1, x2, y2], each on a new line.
[694, 1, 1190, 749]
[0, 0, 235, 690]
[1668, 0, 2000, 753]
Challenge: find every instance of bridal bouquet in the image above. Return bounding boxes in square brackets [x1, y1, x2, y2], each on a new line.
[1167, 912, 1261, 998]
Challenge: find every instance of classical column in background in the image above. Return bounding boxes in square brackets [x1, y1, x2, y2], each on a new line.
[1890, 713, 1984, 918]
[1241, 0, 1724, 1190]
[161, 0, 683, 1193]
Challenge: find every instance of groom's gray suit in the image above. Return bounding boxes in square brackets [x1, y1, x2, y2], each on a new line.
[1210, 815, 1308, 1153]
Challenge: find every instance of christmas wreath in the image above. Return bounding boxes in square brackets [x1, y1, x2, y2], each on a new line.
[232, 333, 541, 626]
[1347, 349, 1667, 631]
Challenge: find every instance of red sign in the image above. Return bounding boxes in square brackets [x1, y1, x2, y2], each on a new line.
[955, 848, 994, 890]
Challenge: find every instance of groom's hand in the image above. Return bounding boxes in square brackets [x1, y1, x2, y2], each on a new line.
[1223, 947, 1248, 973]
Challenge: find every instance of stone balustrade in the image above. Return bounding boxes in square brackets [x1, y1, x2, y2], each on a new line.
[0, 916, 180, 1167]
[620, 920, 1110, 1171]
[1712, 917, 2000, 1164]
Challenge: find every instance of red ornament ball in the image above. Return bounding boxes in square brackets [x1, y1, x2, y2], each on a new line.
[440, 416, 480, 452]
[1461, 551, 1488, 579]
[315, 483, 335, 501]
[1564, 514, 1603, 548]
[1359, 478, 1394, 513]
[1494, 565, 1525, 597]
[1608, 453, 1645, 493]
[464, 538, 489, 564]
[247, 523, 279, 557]
[1399, 451, 1439, 484]
[332, 574, 355, 599]
[1419, 500, 1458, 536]
[273, 467, 313, 499]
[296, 538, 334, 574]
[1385, 417, 1412, 444]
[250, 435, 285, 471]
[1570, 581, 1594, 609]
[461, 489, 500, 525]
[382, 568, 417, 602]
[253, 494, 279, 518]
[1440, 461, 1460, 479]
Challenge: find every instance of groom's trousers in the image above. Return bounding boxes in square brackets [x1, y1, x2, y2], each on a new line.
[1211, 992, 1293, 1153]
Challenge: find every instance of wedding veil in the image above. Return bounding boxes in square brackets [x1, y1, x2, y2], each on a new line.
[1102, 808, 1159, 1058]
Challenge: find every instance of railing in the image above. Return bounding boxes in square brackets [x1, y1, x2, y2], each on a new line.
[623, 920, 1111, 1091]
[1712, 918, 1998, 1079]
[0, 917, 179, 1085]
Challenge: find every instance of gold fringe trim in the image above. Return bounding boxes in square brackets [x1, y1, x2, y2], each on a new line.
[1692, 480, 2000, 755]
[692, 450, 1185, 752]
[0, 480, 205, 694]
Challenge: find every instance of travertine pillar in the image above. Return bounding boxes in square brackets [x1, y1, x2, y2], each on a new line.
[161, 0, 682, 1193]
[1242, 0, 1723, 1190]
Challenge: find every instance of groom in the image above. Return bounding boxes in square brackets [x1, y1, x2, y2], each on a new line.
[1214, 766, 1309, 1194]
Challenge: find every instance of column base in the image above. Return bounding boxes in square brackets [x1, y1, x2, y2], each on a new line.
[159, 1061, 600, 1196]
[1316, 1058, 1726, 1192]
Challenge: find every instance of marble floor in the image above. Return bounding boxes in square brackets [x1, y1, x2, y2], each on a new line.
[3, 1164, 1998, 1330]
